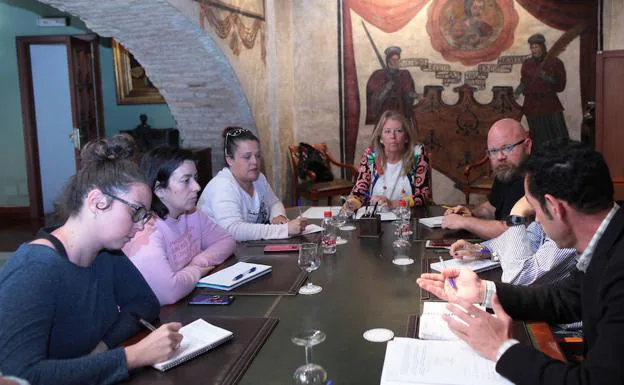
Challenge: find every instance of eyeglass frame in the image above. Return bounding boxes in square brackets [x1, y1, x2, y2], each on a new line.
[106, 193, 153, 224]
[224, 128, 251, 157]
[486, 138, 527, 158]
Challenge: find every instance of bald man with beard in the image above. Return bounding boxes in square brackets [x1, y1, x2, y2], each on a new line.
[443, 119, 531, 239]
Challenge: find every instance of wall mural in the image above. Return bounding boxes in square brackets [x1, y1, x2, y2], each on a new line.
[197, 0, 266, 63]
[341, 0, 591, 187]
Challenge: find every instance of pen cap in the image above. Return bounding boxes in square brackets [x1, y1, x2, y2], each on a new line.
[323, 210, 332, 218]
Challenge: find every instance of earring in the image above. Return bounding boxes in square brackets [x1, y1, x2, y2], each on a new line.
[380, 140, 384, 144]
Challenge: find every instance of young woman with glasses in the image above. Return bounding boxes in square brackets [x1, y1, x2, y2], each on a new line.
[198, 126, 307, 241]
[0, 135, 184, 384]
[123, 147, 236, 305]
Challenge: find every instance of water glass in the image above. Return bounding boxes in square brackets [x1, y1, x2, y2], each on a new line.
[298, 243, 322, 295]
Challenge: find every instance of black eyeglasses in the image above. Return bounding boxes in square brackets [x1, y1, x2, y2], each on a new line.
[486, 138, 526, 158]
[106, 194, 152, 224]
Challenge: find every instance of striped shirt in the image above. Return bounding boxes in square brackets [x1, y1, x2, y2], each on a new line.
[482, 222, 577, 285]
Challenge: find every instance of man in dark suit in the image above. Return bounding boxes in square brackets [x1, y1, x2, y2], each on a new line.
[418, 140, 623, 384]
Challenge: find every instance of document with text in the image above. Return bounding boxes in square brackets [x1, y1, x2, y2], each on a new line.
[380, 337, 513, 385]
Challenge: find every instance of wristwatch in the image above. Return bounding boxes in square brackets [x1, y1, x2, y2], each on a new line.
[505, 215, 527, 226]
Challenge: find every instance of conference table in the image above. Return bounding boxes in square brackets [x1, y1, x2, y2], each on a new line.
[124, 206, 564, 385]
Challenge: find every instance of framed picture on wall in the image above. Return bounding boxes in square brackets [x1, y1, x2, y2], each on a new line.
[112, 40, 165, 105]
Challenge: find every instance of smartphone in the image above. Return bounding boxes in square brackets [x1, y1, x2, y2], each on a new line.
[264, 244, 300, 253]
[188, 295, 235, 305]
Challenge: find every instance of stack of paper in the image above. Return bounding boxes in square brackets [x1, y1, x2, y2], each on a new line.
[430, 257, 500, 273]
[196, 262, 272, 291]
[380, 337, 513, 385]
[419, 216, 444, 228]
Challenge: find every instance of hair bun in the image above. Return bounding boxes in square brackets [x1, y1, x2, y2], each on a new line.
[80, 134, 139, 167]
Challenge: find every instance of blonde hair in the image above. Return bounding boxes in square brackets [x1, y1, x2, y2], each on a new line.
[369, 110, 418, 175]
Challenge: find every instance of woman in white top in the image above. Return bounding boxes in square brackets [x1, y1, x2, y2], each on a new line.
[198, 127, 307, 241]
[344, 109, 432, 211]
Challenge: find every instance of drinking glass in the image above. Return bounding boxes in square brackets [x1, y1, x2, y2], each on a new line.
[332, 208, 348, 245]
[392, 227, 414, 265]
[292, 330, 328, 385]
[298, 243, 322, 295]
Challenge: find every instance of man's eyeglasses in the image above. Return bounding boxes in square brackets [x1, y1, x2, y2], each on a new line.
[486, 138, 526, 158]
[106, 194, 152, 224]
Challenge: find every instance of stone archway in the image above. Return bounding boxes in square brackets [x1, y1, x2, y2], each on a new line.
[40, 0, 255, 171]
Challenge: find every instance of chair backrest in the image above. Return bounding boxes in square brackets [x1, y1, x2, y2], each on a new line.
[289, 142, 334, 183]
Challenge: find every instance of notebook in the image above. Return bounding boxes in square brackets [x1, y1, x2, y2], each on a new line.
[430, 257, 500, 273]
[418, 301, 486, 341]
[152, 319, 233, 372]
[380, 337, 513, 385]
[196, 262, 272, 291]
[418, 216, 444, 228]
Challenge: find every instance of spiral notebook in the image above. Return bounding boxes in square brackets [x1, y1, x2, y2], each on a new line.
[152, 319, 233, 372]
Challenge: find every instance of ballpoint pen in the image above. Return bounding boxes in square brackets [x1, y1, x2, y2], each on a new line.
[370, 202, 379, 217]
[131, 311, 157, 331]
[233, 267, 257, 281]
[441, 205, 453, 210]
[438, 256, 457, 290]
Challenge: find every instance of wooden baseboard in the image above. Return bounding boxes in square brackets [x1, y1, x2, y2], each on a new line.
[0, 207, 31, 224]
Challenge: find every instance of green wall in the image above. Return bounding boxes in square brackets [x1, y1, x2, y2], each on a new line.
[0, 0, 175, 207]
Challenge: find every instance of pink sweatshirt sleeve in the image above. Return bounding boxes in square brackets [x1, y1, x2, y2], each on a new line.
[190, 211, 236, 267]
[123, 223, 204, 306]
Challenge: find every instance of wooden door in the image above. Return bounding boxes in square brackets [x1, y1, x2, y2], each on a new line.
[596, 50, 624, 200]
[15, 35, 105, 220]
[67, 36, 105, 167]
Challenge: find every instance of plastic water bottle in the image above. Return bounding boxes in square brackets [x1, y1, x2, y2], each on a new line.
[396, 200, 413, 239]
[398, 200, 410, 221]
[321, 210, 337, 254]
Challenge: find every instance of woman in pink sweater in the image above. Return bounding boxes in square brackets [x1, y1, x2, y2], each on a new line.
[123, 147, 236, 305]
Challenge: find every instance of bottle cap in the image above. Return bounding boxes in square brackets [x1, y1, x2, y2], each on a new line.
[324, 210, 332, 217]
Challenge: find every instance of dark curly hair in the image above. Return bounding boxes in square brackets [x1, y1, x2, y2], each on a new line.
[522, 139, 613, 217]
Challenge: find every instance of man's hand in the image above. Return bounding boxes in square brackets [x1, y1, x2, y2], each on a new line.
[442, 213, 468, 230]
[444, 205, 472, 216]
[416, 267, 484, 303]
[449, 240, 486, 260]
[444, 295, 513, 361]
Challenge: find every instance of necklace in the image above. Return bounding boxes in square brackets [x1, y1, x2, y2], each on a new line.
[380, 161, 406, 199]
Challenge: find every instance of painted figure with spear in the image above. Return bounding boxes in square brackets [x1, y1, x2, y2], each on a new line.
[362, 22, 419, 127]
[514, 30, 580, 148]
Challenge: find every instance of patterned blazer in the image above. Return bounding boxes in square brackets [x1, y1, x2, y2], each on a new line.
[349, 144, 431, 207]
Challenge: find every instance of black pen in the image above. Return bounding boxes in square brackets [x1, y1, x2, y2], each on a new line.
[371, 202, 379, 217]
[131, 311, 157, 331]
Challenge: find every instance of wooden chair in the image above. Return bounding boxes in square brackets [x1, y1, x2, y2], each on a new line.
[456, 155, 494, 205]
[288, 143, 358, 205]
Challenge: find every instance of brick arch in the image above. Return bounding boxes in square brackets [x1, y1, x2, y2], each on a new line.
[40, 0, 255, 171]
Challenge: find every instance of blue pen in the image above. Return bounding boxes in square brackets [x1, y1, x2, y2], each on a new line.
[438, 256, 457, 290]
[233, 267, 257, 281]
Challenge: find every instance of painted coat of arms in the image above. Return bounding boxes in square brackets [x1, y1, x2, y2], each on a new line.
[426, 0, 519, 66]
